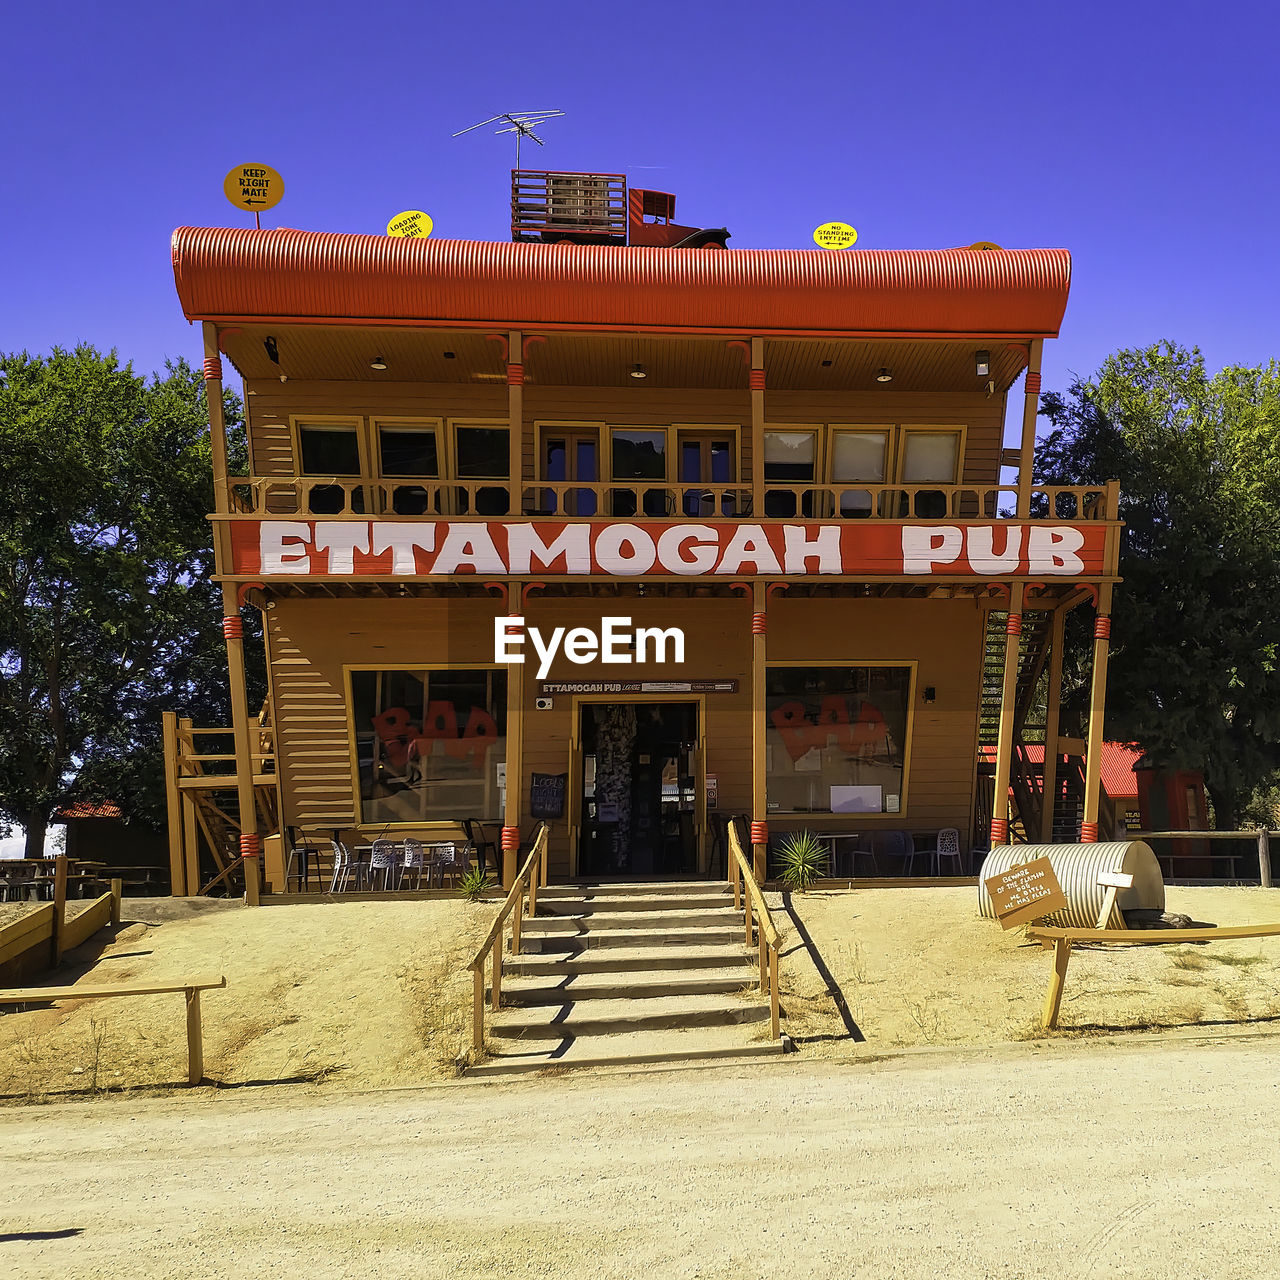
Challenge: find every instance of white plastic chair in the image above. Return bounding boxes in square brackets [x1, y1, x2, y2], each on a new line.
[369, 839, 400, 891]
[329, 839, 361, 893]
[400, 837, 426, 889]
[934, 827, 964, 876]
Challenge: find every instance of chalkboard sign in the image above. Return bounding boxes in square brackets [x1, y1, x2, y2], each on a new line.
[530, 772, 568, 820]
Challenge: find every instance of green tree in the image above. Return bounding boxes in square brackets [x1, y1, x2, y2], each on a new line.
[0, 345, 260, 857]
[1034, 341, 1280, 828]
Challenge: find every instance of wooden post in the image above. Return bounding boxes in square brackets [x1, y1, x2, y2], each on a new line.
[202, 323, 230, 517]
[990, 582, 1026, 846]
[110, 879, 122, 927]
[472, 965, 484, 1052]
[751, 580, 768, 882]
[185, 987, 204, 1084]
[221, 584, 261, 904]
[502, 581, 525, 889]
[50, 855, 68, 966]
[512, 885, 523, 956]
[507, 330, 523, 516]
[749, 336, 765, 516]
[1015, 339, 1044, 519]
[490, 945, 502, 1011]
[180, 788, 200, 901]
[1259, 830, 1273, 889]
[769, 944, 780, 1040]
[1080, 583, 1115, 842]
[758, 926, 767, 988]
[162, 711, 186, 896]
[1039, 607, 1066, 843]
[1041, 936, 1073, 1029]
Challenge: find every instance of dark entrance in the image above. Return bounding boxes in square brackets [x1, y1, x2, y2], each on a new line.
[578, 702, 699, 877]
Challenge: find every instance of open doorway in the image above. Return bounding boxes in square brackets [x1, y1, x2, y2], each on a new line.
[577, 702, 700, 878]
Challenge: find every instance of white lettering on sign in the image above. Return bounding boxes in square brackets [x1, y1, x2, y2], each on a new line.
[496, 616, 687, 679]
[236, 519, 1105, 578]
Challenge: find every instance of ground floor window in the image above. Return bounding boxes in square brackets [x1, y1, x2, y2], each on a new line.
[765, 666, 911, 813]
[351, 668, 507, 824]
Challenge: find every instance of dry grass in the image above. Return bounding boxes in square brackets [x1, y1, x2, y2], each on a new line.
[0, 898, 494, 1104]
[773, 885, 1280, 1051]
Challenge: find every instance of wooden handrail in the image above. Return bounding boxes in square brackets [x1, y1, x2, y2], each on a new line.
[468, 824, 550, 1055]
[727, 819, 781, 1039]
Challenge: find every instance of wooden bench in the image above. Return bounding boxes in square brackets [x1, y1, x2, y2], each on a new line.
[1026, 924, 1280, 1030]
[0, 973, 227, 1084]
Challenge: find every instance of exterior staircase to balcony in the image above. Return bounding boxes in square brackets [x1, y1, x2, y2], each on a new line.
[468, 880, 788, 1077]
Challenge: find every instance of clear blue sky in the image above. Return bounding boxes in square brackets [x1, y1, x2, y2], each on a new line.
[5, 0, 1278, 440]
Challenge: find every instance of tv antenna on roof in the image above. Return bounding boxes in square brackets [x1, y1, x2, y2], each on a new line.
[452, 110, 565, 170]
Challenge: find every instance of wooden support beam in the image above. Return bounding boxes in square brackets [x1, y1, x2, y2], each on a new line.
[1080, 583, 1115, 842]
[50, 855, 68, 966]
[1041, 936, 1073, 1029]
[221, 583, 261, 904]
[751, 580, 767, 883]
[749, 337, 764, 516]
[1015, 339, 1044, 519]
[186, 987, 204, 1084]
[503, 579, 525, 889]
[1040, 607, 1066, 843]
[508, 329, 523, 514]
[181, 792, 201, 903]
[162, 711, 185, 896]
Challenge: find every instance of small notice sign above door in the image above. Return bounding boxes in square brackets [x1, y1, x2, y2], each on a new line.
[539, 680, 738, 696]
[984, 856, 1069, 930]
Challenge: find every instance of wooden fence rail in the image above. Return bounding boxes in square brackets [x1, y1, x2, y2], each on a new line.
[468, 825, 550, 1055]
[0, 860, 122, 983]
[727, 819, 781, 1040]
[1133, 830, 1275, 888]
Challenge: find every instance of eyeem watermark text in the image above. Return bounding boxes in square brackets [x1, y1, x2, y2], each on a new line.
[495, 616, 686, 679]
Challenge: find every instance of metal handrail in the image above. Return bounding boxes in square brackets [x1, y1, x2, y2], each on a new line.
[467, 824, 550, 1055]
[726, 819, 781, 1039]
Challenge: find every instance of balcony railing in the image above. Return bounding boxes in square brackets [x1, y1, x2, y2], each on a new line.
[225, 478, 1118, 523]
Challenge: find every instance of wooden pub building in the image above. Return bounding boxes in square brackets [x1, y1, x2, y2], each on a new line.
[166, 171, 1121, 900]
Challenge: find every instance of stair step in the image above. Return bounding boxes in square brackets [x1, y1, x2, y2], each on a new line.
[520, 926, 746, 952]
[497, 966, 757, 1006]
[490, 993, 769, 1039]
[537, 893, 734, 916]
[467, 1026, 787, 1077]
[523, 907, 740, 932]
[504, 944, 751, 976]
[537, 881, 731, 900]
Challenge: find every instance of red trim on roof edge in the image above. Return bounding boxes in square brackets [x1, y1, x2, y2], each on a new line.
[171, 228, 1071, 339]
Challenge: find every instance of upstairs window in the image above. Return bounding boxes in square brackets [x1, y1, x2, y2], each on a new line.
[763, 429, 817, 517]
[377, 422, 440, 516]
[453, 424, 510, 516]
[298, 421, 363, 514]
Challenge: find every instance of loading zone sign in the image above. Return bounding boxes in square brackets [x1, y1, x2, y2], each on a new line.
[223, 163, 285, 213]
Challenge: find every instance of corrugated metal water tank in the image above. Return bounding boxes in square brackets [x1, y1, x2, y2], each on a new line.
[978, 842, 1165, 929]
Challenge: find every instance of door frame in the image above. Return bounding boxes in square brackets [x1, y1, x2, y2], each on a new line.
[567, 694, 707, 879]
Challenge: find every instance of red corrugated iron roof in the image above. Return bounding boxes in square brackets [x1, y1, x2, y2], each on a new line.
[170, 228, 1071, 339]
[54, 801, 124, 820]
[979, 743, 1140, 798]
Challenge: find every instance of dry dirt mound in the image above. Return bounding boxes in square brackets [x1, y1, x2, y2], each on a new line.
[0, 898, 493, 1103]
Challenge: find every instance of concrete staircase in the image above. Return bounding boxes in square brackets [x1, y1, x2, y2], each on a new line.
[470, 880, 786, 1076]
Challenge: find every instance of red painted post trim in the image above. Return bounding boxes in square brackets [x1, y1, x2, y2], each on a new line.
[1094, 616, 1111, 640]
[202, 356, 223, 381]
[751, 612, 767, 635]
[1006, 613, 1023, 636]
[240, 833, 261, 857]
[1080, 821, 1099, 843]
[750, 821, 769, 846]
[990, 817, 1009, 844]
[501, 826, 519, 851]
[222, 616, 244, 640]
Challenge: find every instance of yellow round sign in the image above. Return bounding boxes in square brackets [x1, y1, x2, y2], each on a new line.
[967, 240, 1004, 251]
[386, 210, 434, 239]
[223, 164, 284, 213]
[813, 221, 858, 251]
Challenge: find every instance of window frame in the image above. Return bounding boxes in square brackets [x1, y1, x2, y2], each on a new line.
[344, 663, 509, 830]
[763, 659, 917, 817]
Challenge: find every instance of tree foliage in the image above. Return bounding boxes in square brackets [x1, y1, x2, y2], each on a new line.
[0, 345, 260, 856]
[1033, 341, 1280, 827]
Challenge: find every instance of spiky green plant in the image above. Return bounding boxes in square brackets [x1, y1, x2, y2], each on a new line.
[457, 867, 496, 901]
[775, 830, 829, 892]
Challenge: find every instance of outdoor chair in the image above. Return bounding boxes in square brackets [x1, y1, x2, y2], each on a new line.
[934, 827, 964, 876]
[400, 837, 428, 890]
[440, 841, 474, 888]
[328, 839, 363, 893]
[285, 826, 325, 893]
[462, 820, 498, 875]
[368, 839, 400, 891]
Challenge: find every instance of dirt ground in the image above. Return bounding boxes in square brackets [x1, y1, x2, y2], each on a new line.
[3, 1039, 1279, 1279]
[0, 898, 100, 931]
[0, 898, 494, 1103]
[775, 885, 1280, 1049]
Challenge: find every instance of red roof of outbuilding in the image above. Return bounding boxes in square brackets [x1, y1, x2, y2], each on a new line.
[979, 743, 1140, 798]
[54, 802, 124, 820]
[170, 228, 1071, 339]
